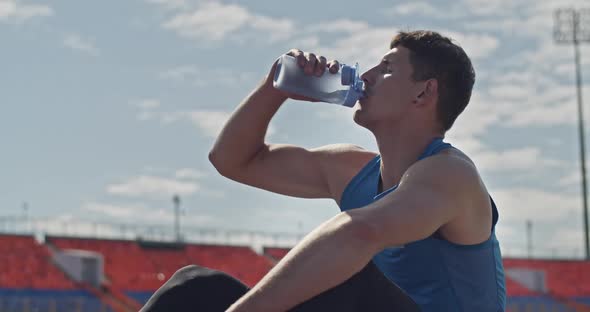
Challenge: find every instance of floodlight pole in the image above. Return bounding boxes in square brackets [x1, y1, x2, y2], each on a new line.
[554, 8, 590, 259]
[173, 195, 181, 242]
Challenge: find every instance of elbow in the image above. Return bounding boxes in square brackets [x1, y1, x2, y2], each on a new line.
[208, 149, 230, 176]
[208, 149, 219, 168]
[351, 218, 380, 246]
[208, 148, 248, 180]
[208, 148, 220, 168]
[208, 149, 231, 177]
[342, 211, 381, 251]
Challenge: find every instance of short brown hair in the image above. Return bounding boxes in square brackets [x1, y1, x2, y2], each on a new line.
[390, 30, 475, 132]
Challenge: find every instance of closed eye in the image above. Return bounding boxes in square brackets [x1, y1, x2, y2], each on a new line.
[381, 60, 393, 73]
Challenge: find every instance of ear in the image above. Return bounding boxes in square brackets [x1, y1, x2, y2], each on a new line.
[415, 79, 438, 105]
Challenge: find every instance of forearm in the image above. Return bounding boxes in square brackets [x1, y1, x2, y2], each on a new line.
[209, 77, 287, 171]
[227, 212, 378, 312]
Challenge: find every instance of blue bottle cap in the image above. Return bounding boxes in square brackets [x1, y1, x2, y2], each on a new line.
[342, 63, 364, 107]
[341, 65, 355, 86]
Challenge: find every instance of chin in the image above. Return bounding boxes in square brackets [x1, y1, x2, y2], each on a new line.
[352, 108, 370, 128]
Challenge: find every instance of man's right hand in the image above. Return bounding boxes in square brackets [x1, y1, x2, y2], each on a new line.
[263, 49, 341, 103]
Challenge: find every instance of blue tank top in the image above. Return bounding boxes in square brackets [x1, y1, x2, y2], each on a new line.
[340, 138, 506, 312]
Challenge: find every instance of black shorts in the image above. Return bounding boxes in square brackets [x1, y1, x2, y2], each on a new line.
[140, 261, 420, 312]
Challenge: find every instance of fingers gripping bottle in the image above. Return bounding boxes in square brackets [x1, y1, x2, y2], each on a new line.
[272, 54, 365, 107]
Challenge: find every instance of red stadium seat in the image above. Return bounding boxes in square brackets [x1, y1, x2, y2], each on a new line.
[503, 258, 590, 297]
[47, 237, 275, 291]
[263, 247, 290, 262]
[0, 234, 76, 290]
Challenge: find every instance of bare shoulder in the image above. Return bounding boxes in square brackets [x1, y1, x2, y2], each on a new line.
[312, 143, 378, 204]
[403, 148, 492, 244]
[400, 148, 488, 211]
[407, 148, 481, 183]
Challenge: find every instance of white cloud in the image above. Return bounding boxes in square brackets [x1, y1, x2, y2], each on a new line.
[556, 159, 590, 189]
[449, 91, 502, 137]
[161, 2, 294, 43]
[163, 2, 248, 41]
[147, 110, 230, 137]
[247, 15, 294, 42]
[160, 65, 259, 87]
[468, 64, 583, 129]
[0, 0, 52, 22]
[142, 166, 173, 175]
[504, 103, 575, 128]
[83, 202, 147, 218]
[493, 187, 580, 222]
[305, 19, 369, 34]
[298, 26, 498, 78]
[382, 2, 440, 17]
[458, 4, 589, 131]
[499, 91, 576, 128]
[186, 110, 277, 138]
[160, 65, 198, 81]
[461, 0, 527, 16]
[82, 201, 216, 225]
[302, 27, 396, 71]
[63, 34, 100, 56]
[383, 0, 544, 19]
[487, 84, 532, 101]
[445, 91, 501, 154]
[134, 99, 161, 121]
[545, 227, 584, 250]
[135, 106, 277, 139]
[146, 0, 188, 10]
[473, 147, 565, 173]
[443, 31, 499, 60]
[134, 99, 161, 110]
[175, 168, 206, 180]
[495, 222, 517, 238]
[496, 223, 585, 258]
[381, 0, 532, 20]
[186, 110, 232, 137]
[137, 111, 156, 121]
[558, 170, 581, 188]
[141, 207, 216, 224]
[107, 175, 200, 198]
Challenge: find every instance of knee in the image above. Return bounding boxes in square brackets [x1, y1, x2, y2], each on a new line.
[170, 264, 213, 283]
[173, 264, 201, 277]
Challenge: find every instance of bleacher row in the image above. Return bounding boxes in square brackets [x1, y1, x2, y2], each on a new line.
[0, 233, 589, 311]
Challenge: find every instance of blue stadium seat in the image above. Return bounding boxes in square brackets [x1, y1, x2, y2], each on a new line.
[507, 296, 576, 312]
[0, 289, 113, 312]
[126, 290, 154, 305]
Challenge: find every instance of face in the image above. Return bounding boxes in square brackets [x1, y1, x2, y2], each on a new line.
[353, 46, 428, 131]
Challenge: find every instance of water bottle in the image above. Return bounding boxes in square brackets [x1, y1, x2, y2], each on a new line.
[272, 54, 365, 107]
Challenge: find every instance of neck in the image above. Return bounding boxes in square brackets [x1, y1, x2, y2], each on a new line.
[374, 124, 443, 191]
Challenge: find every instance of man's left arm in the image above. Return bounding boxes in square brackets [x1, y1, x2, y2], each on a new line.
[227, 155, 478, 312]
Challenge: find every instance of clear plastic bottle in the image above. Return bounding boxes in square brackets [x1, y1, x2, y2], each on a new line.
[272, 54, 365, 107]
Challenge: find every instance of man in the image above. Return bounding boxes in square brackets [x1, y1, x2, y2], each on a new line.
[142, 30, 506, 312]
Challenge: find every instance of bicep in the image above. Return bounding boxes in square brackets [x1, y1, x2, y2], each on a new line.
[230, 143, 370, 199]
[239, 144, 330, 198]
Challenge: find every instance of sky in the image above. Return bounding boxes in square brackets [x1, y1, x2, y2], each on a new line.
[1, 0, 589, 258]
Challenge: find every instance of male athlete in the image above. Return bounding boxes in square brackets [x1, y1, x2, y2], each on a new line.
[141, 30, 506, 312]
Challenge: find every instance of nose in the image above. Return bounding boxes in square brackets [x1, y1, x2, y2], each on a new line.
[360, 68, 374, 86]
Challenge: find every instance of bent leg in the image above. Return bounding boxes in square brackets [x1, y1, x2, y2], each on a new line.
[140, 262, 420, 312]
[359, 262, 420, 312]
[140, 265, 249, 312]
[290, 261, 420, 312]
